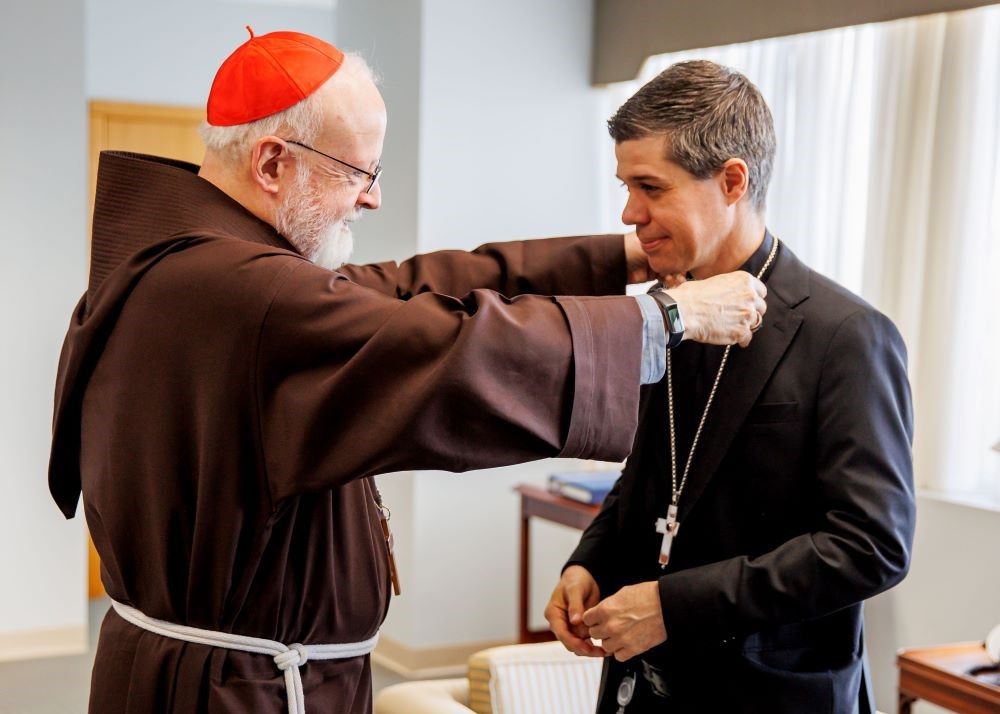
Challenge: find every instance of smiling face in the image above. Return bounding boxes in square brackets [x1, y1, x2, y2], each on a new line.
[617, 134, 740, 278]
[608, 61, 776, 277]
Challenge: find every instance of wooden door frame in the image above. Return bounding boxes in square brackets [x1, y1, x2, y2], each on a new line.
[86, 100, 204, 598]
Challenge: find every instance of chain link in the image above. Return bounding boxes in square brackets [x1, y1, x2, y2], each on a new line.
[666, 236, 780, 505]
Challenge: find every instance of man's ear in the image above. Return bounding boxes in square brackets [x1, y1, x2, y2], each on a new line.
[719, 158, 750, 207]
[251, 136, 292, 195]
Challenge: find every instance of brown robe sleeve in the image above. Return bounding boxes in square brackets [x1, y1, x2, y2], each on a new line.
[336, 234, 627, 299]
[256, 256, 642, 504]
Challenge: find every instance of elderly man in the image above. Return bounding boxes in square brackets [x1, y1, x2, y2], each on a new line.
[545, 60, 915, 713]
[49, 32, 765, 713]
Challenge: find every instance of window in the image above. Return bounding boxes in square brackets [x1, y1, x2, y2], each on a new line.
[599, 7, 1000, 505]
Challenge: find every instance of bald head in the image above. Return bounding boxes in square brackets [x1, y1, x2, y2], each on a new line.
[317, 56, 386, 159]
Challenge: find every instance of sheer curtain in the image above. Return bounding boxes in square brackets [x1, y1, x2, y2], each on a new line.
[598, 7, 1000, 504]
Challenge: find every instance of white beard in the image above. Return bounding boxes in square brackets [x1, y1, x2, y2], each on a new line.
[274, 167, 359, 270]
[307, 216, 356, 271]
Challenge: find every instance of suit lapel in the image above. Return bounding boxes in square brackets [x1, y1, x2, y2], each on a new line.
[675, 245, 808, 522]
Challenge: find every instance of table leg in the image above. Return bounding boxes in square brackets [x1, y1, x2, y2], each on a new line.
[897, 691, 916, 714]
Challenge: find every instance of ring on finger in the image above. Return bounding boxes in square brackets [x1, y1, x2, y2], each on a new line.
[750, 312, 763, 332]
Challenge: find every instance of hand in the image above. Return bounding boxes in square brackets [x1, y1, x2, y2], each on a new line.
[624, 231, 657, 284]
[664, 271, 767, 348]
[545, 566, 607, 657]
[582, 581, 666, 662]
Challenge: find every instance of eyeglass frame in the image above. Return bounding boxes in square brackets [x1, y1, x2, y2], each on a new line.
[283, 139, 382, 194]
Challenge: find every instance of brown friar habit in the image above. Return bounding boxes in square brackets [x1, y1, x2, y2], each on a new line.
[48, 152, 644, 713]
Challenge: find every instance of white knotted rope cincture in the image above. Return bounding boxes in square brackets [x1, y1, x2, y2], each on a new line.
[111, 599, 379, 714]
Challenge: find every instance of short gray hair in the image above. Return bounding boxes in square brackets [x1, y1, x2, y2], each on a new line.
[608, 60, 775, 212]
[198, 52, 377, 166]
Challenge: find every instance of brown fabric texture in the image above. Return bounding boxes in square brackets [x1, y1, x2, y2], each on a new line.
[49, 152, 644, 713]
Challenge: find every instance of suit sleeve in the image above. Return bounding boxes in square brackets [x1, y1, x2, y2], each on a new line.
[564, 474, 624, 597]
[658, 308, 915, 642]
[336, 234, 627, 299]
[255, 258, 644, 504]
[565, 383, 660, 593]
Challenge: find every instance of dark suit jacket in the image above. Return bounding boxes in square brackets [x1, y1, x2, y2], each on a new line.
[568, 236, 915, 714]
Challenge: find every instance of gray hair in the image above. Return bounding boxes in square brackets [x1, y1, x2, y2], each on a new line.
[608, 60, 775, 212]
[199, 52, 376, 166]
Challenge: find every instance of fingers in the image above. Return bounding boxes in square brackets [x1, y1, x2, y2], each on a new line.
[561, 566, 600, 626]
[613, 645, 640, 662]
[584, 619, 630, 662]
[581, 583, 667, 663]
[574, 636, 608, 657]
[624, 231, 655, 285]
[582, 603, 612, 641]
[660, 272, 687, 289]
[547, 605, 607, 657]
[731, 274, 766, 347]
[546, 576, 607, 658]
[553, 618, 607, 656]
[565, 582, 591, 628]
[665, 270, 771, 348]
[567, 596, 585, 628]
[739, 278, 767, 346]
[599, 636, 637, 663]
[581, 604, 645, 662]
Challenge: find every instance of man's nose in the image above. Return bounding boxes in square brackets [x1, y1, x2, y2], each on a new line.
[357, 181, 381, 210]
[621, 194, 646, 226]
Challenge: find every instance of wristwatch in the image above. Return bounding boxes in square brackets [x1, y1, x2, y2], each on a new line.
[649, 288, 685, 349]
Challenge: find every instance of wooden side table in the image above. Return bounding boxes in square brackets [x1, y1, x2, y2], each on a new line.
[897, 642, 1000, 713]
[513, 484, 600, 644]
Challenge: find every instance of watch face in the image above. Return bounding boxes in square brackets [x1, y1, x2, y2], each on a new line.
[666, 304, 684, 334]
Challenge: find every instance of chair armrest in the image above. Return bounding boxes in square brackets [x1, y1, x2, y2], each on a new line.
[470, 641, 603, 713]
[374, 678, 472, 714]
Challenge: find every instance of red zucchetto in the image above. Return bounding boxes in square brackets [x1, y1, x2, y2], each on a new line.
[206, 26, 344, 126]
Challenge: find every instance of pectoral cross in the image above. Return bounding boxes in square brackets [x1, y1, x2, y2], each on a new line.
[654, 503, 680, 568]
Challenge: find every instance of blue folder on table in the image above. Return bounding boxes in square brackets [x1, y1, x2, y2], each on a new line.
[546, 470, 621, 505]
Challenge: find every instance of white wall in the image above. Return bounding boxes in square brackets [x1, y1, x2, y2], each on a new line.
[867, 495, 1000, 713]
[339, 0, 613, 652]
[0, 0, 89, 655]
[86, 0, 336, 107]
[411, 0, 611, 648]
[336, 0, 423, 266]
[417, 0, 608, 252]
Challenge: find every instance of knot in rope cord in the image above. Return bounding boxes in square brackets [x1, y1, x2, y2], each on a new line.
[275, 643, 309, 670]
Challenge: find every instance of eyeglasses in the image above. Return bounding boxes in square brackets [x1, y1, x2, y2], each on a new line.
[283, 139, 382, 194]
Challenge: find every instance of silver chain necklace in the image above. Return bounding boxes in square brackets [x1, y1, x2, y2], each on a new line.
[654, 236, 780, 569]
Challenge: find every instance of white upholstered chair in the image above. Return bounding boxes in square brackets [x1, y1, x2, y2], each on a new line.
[375, 642, 891, 714]
[373, 640, 603, 714]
